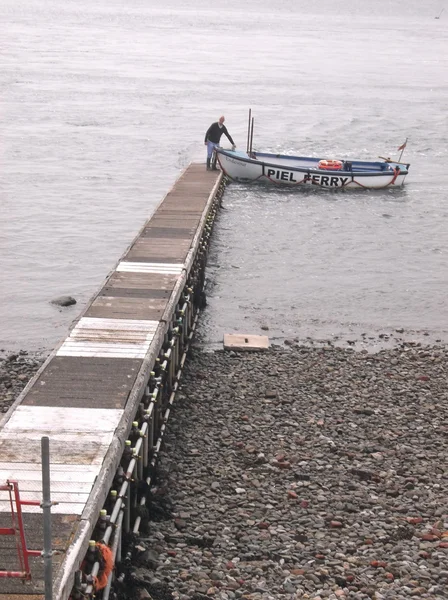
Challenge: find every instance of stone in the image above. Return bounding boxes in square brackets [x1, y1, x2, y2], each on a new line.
[50, 295, 77, 307]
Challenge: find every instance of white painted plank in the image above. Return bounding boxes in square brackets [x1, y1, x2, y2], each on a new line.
[57, 347, 147, 358]
[116, 261, 184, 274]
[0, 462, 101, 473]
[57, 333, 153, 357]
[70, 331, 155, 340]
[0, 439, 111, 465]
[0, 470, 98, 484]
[56, 316, 159, 356]
[0, 431, 116, 444]
[0, 490, 89, 504]
[73, 317, 159, 330]
[0, 500, 86, 515]
[2, 407, 123, 433]
[0, 479, 94, 493]
[59, 340, 153, 350]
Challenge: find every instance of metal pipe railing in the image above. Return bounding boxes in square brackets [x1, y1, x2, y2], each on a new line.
[131, 312, 199, 536]
[102, 510, 124, 600]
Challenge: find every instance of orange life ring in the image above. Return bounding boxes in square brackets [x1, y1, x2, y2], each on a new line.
[318, 159, 343, 171]
[94, 543, 114, 590]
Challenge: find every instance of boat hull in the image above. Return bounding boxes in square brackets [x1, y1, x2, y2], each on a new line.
[216, 150, 409, 190]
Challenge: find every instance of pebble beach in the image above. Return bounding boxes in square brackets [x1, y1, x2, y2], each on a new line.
[0, 351, 43, 415]
[127, 341, 448, 600]
[1, 340, 447, 600]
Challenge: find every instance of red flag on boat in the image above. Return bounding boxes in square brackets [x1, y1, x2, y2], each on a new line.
[397, 141, 407, 151]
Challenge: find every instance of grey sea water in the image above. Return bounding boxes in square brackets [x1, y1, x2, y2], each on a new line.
[1, 0, 447, 351]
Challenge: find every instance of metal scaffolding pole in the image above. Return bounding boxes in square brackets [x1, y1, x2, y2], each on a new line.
[41, 436, 53, 600]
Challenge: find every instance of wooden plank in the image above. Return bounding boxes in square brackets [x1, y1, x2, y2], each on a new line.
[0, 490, 89, 504]
[57, 345, 148, 359]
[69, 329, 156, 340]
[0, 501, 86, 515]
[22, 356, 141, 409]
[155, 206, 204, 214]
[0, 439, 110, 467]
[99, 287, 171, 299]
[126, 245, 190, 261]
[148, 216, 202, 227]
[0, 462, 101, 473]
[132, 238, 192, 248]
[23, 390, 132, 410]
[56, 317, 159, 359]
[141, 226, 196, 238]
[69, 317, 160, 331]
[20, 356, 142, 376]
[85, 297, 166, 321]
[0, 472, 97, 487]
[1, 430, 116, 444]
[0, 407, 123, 489]
[105, 271, 178, 290]
[2, 406, 123, 434]
[0, 480, 93, 494]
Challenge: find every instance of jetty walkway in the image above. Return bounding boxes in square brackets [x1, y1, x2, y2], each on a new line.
[0, 164, 225, 600]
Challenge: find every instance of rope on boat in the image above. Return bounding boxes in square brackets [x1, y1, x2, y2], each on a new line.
[340, 166, 402, 190]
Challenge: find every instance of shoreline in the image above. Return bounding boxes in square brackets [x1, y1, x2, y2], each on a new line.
[2, 334, 446, 413]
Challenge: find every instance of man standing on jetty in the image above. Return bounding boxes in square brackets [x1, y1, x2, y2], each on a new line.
[204, 115, 235, 170]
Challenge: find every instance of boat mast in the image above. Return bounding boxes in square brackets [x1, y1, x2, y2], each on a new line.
[249, 116, 255, 156]
[246, 108, 251, 153]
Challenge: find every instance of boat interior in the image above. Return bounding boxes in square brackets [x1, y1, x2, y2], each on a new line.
[225, 149, 399, 173]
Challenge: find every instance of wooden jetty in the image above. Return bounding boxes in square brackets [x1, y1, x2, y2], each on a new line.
[0, 164, 225, 600]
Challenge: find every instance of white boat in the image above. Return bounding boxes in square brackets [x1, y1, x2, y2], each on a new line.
[215, 148, 410, 190]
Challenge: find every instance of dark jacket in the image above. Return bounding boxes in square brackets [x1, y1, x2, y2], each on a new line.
[205, 122, 234, 145]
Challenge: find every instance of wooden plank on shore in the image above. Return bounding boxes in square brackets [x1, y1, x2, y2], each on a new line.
[223, 334, 270, 351]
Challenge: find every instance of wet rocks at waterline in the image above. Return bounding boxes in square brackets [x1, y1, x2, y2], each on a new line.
[125, 342, 447, 600]
[0, 351, 43, 413]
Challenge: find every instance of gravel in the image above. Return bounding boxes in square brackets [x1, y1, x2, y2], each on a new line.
[0, 351, 44, 414]
[126, 341, 448, 600]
